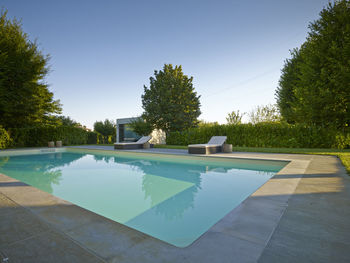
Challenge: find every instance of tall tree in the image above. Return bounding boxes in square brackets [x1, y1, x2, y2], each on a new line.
[56, 116, 81, 127]
[276, 0, 350, 128]
[0, 10, 61, 128]
[141, 64, 201, 134]
[275, 48, 302, 124]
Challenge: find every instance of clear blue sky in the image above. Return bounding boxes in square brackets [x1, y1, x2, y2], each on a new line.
[3, 0, 330, 128]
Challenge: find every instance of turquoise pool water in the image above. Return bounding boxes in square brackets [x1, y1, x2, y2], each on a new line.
[0, 149, 287, 247]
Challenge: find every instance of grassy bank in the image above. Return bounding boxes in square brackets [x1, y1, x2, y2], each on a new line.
[231, 147, 350, 174]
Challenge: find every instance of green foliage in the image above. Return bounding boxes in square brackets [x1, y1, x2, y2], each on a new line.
[87, 131, 98, 144]
[334, 133, 350, 149]
[276, 1, 350, 128]
[93, 119, 116, 144]
[0, 10, 62, 129]
[338, 153, 350, 174]
[141, 64, 201, 134]
[198, 120, 219, 127]
[166, 123, 350, 149]
[248, 104, 281, 124]
[129, 117, 153, 136]
[56, 116, 81, 127]
[96, 133, 104, 144]
[8, 126, 89, 147]
[0, 126, 10, 149]
[276, 48, 302, 124]
[226, 110, 245, 125]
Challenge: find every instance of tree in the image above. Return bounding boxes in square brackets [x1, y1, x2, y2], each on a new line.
[0, 10, 61, 128]
[276, 0, 350, 128]
[141, 64, 201, 134]
[249, 104, 281, 124]
[129, 117, 154, 136]
[55, 116, 81, 127]
[226, 110, 245, 125]
[93, 119, 116, 143]
[275, 48, 302, 124]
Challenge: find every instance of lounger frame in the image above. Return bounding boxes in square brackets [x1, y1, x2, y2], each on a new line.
[114, 144, 144, 150]
[114, 136, 151, 150]
[188, 136, 227, 155]
[188, 145, 222, 154]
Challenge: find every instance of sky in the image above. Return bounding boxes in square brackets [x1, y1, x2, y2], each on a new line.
[2, 0, 331, 128]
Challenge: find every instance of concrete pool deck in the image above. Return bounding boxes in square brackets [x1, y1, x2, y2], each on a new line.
[0, 146, 349, 262]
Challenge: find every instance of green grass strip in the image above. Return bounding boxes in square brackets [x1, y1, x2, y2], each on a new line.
[233, 146, 350, 175]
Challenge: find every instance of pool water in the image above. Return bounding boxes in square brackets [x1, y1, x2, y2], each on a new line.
[0, 149, 287, 247]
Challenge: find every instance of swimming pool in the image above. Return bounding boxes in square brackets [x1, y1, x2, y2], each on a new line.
[0, 149, 287, 247]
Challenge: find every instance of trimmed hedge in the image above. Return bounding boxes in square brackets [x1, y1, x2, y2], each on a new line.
[87, 131, 98, 144]
[0, 126, 11, 149]
[166, 123, 350, 149]
[7, 126, 91, 147]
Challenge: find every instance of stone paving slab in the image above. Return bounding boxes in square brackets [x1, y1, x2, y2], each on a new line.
[258, 156, 350, 263]
[1, 147, 349, 262]
[1, 230, 105, 263]
[65, 216, 150, 261]
[0, 207, 51, 247]
[0, 193, 20, 216]
[210, 196, 287, 245]
[0, 193, 105, 263]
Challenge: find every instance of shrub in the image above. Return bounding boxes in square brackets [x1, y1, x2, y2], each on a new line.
[8, 126, 89, 147]
[334, 133, 350, 149]
[0, 126, 10, 149]
[96, 133, 104, 144]
[166, 123, 349, 149]
[108, 135, 116, 144]
[87, 131, 98, 144]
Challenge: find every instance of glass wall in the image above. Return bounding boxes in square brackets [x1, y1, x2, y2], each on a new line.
[119, 124, 141, 142]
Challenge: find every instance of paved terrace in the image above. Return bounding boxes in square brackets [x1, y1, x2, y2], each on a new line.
[0, 146, 349, 262]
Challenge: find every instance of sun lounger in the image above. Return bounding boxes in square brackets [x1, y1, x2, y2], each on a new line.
[188, 136, 227, 154]
[114, 136, 151, 150]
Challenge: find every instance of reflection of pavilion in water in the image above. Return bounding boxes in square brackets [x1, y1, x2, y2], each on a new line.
[0, 152, 85, 193]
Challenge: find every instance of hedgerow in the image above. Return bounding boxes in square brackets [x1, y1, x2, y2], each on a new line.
[166, 123, 350, 149]
[7, 126, 92, 147]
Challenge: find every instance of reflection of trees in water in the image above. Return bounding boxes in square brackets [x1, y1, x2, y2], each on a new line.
[93, 155, 114, 163]
[0, 156, 10, 168]
[153, 185, 197, 220]
[0, 152, 86, 193]
[30, 169, 63, 193]
[110, 157, 206, 220]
